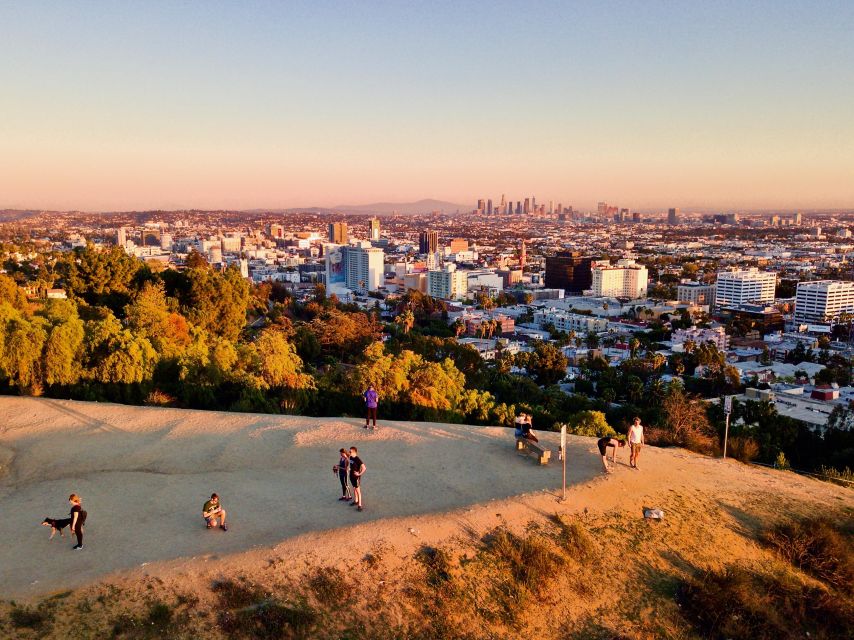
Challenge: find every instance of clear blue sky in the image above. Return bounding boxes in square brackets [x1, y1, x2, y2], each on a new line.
[1, 1, 852, 210]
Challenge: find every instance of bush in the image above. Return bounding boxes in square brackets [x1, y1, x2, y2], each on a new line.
[307, 567, 354, 606]
[677, 566, 854, 639]
[818, 465, 853, 487]
[550, 515, 595, 560]
[774, 452, 791, 470]
[9, 605, 50, 630]
[763, 518, 854, 594]
[218, 599, 319, 640]
[415, 545, 454, 589]
[482, 528, 564, 597]
[727, 436, 759, 462]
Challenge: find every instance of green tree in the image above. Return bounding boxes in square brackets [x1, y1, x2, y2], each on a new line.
[0, 274, 28, 311]
[567, 410, 616, 437]
[40, 300, 85, 387]
[527, 340, 569, 386]
[183, 265, 250, 342]
[0, 303, 46, 394]
[83, 312, 157, 384]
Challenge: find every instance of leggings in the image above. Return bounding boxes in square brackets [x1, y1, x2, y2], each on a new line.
[366, 406, 377, 426]
[338, 470, 350, 496]
[73, 525, 83, 546]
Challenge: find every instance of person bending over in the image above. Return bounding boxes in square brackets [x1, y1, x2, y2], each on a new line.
[597, 437, 625, 473]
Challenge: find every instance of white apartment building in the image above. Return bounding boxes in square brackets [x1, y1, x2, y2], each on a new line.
[592, 259, 649, 299]
[794, 280, 854, 326]
[344, 245, 384, 293]
[428, 264, 468, 300]
[677, 281, 716, 306]
[533, 308, 609, 334]
[715, 268, 776, 307]
[591, 259, 648, 299]
[671, 326, 729, 352]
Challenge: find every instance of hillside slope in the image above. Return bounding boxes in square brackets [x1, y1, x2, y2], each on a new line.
[0, 397, 851, 639]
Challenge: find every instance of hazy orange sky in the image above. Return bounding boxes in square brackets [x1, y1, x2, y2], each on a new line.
[1, 2, 852, 211]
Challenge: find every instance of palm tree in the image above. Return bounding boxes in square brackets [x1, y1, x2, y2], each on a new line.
[395, 309, 415, 334]
[453, 319, 466, 338]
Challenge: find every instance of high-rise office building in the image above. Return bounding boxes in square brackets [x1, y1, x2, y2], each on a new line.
[343, 245, 384, 293]
[632, 211, 641, 222]
[516, 201, 522, 215]
[116, 227, 127, 247]
[794, 281, 854, 326]
[523, 198, 530, 214]
[520, 240, 527, 268]
[328, 222, 348, 244]
[419, 230, 438, 254]
[544, 252, 596, 293]
[715, 269, 776, 307]
[667, 208, 679, 225]
[368, 217, 380, 242]
[486, 199, 493, 216]
[476, 199, 485, 213]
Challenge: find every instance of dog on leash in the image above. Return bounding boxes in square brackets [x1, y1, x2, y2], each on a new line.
[42, 517, 73, 540]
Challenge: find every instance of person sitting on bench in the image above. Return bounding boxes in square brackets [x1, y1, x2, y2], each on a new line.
[514, 413, 526, 439]
[521, 414, 538, 443]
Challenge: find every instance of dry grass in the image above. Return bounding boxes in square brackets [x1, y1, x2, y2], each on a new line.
[676, 566, 854, 640]
[763, 518, 854, 594]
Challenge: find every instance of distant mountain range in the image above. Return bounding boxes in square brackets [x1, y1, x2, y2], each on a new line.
[332, 199, 465, 215]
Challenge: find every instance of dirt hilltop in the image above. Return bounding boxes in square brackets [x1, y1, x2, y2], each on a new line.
[0, 397, 851, 639]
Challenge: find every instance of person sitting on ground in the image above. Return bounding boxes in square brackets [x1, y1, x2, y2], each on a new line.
[202, 493, 228, 531]
[521, 414, 539, 443]
[597, 436, 626, 473]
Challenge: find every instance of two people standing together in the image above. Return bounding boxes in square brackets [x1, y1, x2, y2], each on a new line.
[334, 447, 366, 511]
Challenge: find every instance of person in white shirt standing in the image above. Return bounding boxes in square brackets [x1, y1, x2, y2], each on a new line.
[628, 417, 645, 470]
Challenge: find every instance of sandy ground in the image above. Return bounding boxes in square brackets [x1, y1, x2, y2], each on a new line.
[1, 397, 596, 599]
[1, 396, 852, 604]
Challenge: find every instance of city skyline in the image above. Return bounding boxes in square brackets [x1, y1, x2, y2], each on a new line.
[1, 1, 853, 211]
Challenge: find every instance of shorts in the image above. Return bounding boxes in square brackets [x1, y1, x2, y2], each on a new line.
[349, 474, 361, 489]
[630, 442, 642, 453]
[598, 441, 608, 456]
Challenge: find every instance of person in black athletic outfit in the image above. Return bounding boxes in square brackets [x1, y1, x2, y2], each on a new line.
[348, 447, 366, 512]
[334, 448, 351, 501]
[597, 437, 625, 473]
[68, 493, 87, 550]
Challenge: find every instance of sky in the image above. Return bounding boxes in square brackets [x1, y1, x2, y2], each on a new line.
[1, 1, 853, 212]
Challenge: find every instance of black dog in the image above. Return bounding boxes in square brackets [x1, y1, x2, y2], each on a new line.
[42, 517, 73, 540]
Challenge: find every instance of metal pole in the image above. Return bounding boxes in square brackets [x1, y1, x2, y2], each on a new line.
[561, 424, 567, 501]
[723, 412, 730, 459]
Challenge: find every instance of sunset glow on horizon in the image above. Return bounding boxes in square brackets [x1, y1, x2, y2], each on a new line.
[1, 1, 853, 211]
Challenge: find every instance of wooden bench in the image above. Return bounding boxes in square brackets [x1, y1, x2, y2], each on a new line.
[516, 438, 551, 465]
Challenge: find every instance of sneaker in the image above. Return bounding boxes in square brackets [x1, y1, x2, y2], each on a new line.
[338, 496, 349, 501]
[357, 506, 363, 512]
[220, 524, 228, 532]
[349, 501, 357, 506]
[206, 523, 214, 529]
[72, 545, 83, 550]
[363, 425, 369, 429]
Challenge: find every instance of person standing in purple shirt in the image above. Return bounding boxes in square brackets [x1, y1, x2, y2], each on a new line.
[363, 384, 379, 430]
